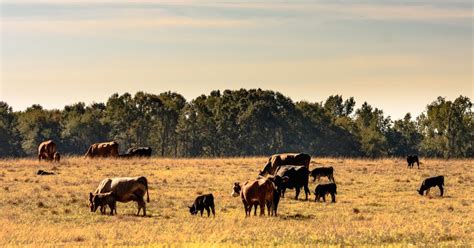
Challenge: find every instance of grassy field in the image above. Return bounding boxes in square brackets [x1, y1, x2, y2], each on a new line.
[0, 157, 472, 247]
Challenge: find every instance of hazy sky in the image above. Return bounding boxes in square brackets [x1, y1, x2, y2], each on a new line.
[1, 0, 472, 119]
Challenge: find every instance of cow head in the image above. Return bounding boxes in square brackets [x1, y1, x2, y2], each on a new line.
[273, 176, 289, 195]
[417, 189, 424, 195]
[231, 182, 241, 197]
[188, 205, 197, 215]
[89, 192, 98, 212]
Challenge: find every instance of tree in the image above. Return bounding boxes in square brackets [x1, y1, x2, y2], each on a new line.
[0, 102, 23, 157]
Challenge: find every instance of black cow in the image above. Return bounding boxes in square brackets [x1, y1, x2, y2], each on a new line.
[126, 147, 152, 158]
[310, 166, 335, 182]
[189, 194, 215, 217]
[418, 176, 444, 196]
[407, 155, 420, 169]
[314, 183, 337, 203]
[272, 166, 310, 200]
[37, 170, 55, 175]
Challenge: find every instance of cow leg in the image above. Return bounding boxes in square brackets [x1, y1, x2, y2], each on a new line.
[304, 185, 310, 200]
[136, 201, 142, 216]
[322, 195, 326, 202]
[200, 209, 204, 216]
[205, 206, 211, 217]
[253, 204, 258, 216]
[211, 205, 215, 217]
[439, 185, 444, 196]
[266, 201, 271, 216]
[295, 188, 300, 200]
[426, 188, 430, 196]
[259, 202, 265, 216]
[331, 193, 336, 203]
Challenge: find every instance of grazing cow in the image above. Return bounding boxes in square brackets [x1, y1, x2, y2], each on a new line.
[231, 179, 274, 217]
[418, 176, 444, 196]
[89, 192, 117, 215]
[125, 147, 152, 157]
[314, 183, 337, 203]
[260, 153, 311, 176]
[188, 194, 215, 217]
[53, 152, 61, 162]
[407, 155, 420, 169]
[272, 166, 310, 200]
[85, 141, 119, 158]
[90, 176, 150, 216]
[310, 166, 335, 182]
[38, 140, 57, 162]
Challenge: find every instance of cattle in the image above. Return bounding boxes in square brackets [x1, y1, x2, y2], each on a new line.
[89, 192, 117, 215]
[231, 179, 275, 217]
[37, 169, 54, 175]
[259, 153, 311, 176]
[418, 176, 444, 197]
[125, 147, 152, 158]
[38, 140, 57, 162]
[314, 183, 337, 203]
[84, 141, 119, 158]
[90, 176, 150, 216]
[53, 152, 61, 162]
[188, 194, 215, 217]
[310, 166, 335, 182]
[272, 166, 310, 200]
[407, 155, 420, 169]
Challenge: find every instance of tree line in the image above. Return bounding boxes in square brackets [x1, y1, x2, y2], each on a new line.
[0, 89, 472, 158]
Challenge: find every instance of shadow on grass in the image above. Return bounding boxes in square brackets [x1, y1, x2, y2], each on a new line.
[279, 213, 315, 220]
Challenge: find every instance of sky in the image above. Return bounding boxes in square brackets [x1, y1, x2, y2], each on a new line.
[0, 0, 472, 119]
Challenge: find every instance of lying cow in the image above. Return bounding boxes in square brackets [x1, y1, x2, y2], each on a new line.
[89, 192, 117, 215]
[272, 166, 310, 200]
[90, 176, 150, 216]
[407, 155, 420, 169]
[314, 183, 337, 203]
[310, 166, 335, 182]
[260, 153, 311, 176]
[37, 169, 55, 176]
[231, 178, 274, 217]
[85, 141, 119, 158]
[418, 176, 444, 197]
[38, 140, 57, 162]
[189, 194, 215, 217]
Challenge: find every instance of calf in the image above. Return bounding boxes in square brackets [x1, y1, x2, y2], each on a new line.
[89, 192, 117, 215]
[189, 194, 215, 217]
[273, 166, 310, 200]
[310, 166, 335, 182]
[314, 183, 337, 203]
[407, 155, 420, 169]
[418, 176, 444, 196]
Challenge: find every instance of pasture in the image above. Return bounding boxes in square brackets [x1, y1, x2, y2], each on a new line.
[0, 157, 472, 246]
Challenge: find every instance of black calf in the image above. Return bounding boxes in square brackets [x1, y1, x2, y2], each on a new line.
[418, 176, 444, 196]
[189, 194, 215, 217]
[314, 183, 337, 203]
[407, 155, 420, 169]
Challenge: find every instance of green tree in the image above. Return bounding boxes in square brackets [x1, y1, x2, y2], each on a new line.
[0, 102, 24, 157]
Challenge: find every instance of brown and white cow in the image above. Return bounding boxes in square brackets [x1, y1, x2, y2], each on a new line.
[259, 153, 311, 176]
[231, 178, 275, 217]
[38, 140, 57, 162]
[89, 176, 150, 216]
[84, 141, 119, 158]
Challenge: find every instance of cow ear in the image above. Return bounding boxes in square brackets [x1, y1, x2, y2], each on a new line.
[89, 192, 93, 199]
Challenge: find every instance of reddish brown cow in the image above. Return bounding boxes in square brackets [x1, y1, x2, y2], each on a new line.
[84, 141, 119, 158]
[231, 178, 275, 216]
[38, 140, 57, 162]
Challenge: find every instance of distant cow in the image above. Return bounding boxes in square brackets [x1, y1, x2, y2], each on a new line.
[38, 140, 57, 162]
[89, 191, 117, 215]
[272, 166, 310, 200]
[125, 147, 152, 157]
[418, 176, 444, 197]
[310, 166, 335, 182]
[188, 194, 215, 217]
[314, 183, 337, 203]
[260, 153, 311, 176]
[85, 141, 119, 158]
[90, 176, 150, 216]
[37, 169, 55, 176]
[53, 152, 61, 162]
[407, 155, 420, 169]
[231, 178, 275, 217]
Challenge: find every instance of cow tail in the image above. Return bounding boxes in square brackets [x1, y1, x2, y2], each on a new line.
[85, 145, 92, 157]
[144, 178, 150, 203]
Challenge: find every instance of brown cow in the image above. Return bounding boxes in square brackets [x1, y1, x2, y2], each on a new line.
[260, 153, 311, 176]
[231, 178, 275, 217]
[53, 152, 61, 162]
[90, 176, 150, 216]
[38, 140, 57, 162]
[84, 141, 119, 158]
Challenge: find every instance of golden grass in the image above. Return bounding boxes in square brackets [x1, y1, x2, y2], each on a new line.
[0, 157, 472, 247]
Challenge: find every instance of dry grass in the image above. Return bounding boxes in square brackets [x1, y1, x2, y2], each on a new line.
[0, 157, 472, 247]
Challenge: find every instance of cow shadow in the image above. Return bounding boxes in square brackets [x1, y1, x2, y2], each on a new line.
[279, 213, 315, 220]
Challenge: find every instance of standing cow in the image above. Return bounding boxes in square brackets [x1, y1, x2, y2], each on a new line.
[38, 140, 57, 162]
[407, 155, 420, 169]
[272, 166, 311, 200]
[85, 141, 119, 158]
[259, 153, 311, 176]
[418, 176, 444, 197]
[89, 176, 150, 216]
[231, 178, 275, 217]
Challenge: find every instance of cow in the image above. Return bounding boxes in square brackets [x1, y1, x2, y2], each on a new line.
[84, 141, 119, 158]
[90, 176, 150, 216]
[310, 166, 335, 182]
[259, 153, 311, 176]
[89, 192, 117, 215]
[188, 194, 215, 217]
[37, 169, 54, 175]
[53, 152, 61, 162]
[314, 183, 337, 203]
[38, 140, 57, 162]
[231, 178, 275, 217]
[272, 166, 310, 200]
[407, 155, 420, 169]
[418, 176, 444, 197]
[125, 147, 152, 158]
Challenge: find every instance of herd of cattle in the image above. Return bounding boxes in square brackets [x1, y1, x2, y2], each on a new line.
[36, 140, 445, 217]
